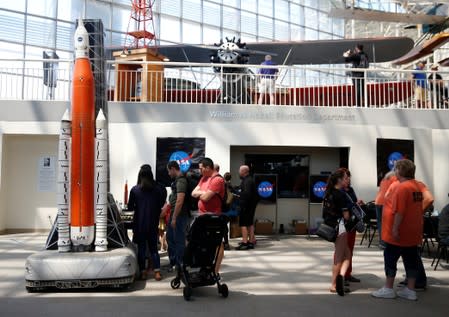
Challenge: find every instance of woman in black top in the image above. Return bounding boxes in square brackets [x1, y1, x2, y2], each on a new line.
[128, 165, 166, 280]
[322, 169, 351, 296]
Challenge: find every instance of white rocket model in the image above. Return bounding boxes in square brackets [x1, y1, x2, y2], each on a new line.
[94, 109, 108, 252]
[56, 20, 109, 252]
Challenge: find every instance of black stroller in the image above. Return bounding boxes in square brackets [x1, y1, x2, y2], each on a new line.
[170, 214, 229, 301]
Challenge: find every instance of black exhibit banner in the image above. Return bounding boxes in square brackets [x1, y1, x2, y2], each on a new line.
[309, 174, 330, 204]
[156, 137, 206, 186]
[254, 174, 277, 204]
[376, 138, 414, 186]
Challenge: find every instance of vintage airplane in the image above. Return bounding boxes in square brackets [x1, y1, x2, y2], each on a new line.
[149, 36, 414, 106]
[111, 36, 415, 106]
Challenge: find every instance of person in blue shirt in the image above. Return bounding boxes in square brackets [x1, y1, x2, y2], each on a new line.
[412, 61, 428, 108]
[257, 55, 278, 105]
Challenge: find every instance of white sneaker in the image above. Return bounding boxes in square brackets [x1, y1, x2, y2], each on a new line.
[397, 287, 417, 301]
[372, 287, 396, 299]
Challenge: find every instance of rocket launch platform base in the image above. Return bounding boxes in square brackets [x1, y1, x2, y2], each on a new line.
[25, 244, 137, 291]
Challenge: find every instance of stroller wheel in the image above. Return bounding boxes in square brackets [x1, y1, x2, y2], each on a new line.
[170, 278, 181, 289]
[183, 286, 192, 301]
[219, 283, 229, 298]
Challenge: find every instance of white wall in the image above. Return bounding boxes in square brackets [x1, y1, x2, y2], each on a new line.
[1, 135, 58, 232]
[0, 132, 5, 232]
[108, 121, 437, 231]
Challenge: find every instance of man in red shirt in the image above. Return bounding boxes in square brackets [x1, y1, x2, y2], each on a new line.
[192, 157, 225, 273]
[372, 159, 424, 301]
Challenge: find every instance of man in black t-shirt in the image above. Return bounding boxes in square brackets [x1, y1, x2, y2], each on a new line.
[428, 64, 448, 108]
[236, 165, 259, 250]
[166, 161, 190, 271]
[343, 44, 369, 107]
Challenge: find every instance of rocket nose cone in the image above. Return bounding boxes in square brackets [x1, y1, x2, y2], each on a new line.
[74, 20, 89, 59]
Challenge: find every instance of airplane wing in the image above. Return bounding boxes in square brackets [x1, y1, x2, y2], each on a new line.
[246, 37, 414, 65]
[392, 33, 449, 65]
[155, 37, 414, 65]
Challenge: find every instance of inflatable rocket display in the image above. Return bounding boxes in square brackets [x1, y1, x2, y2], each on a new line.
[56, 20, 108, 252]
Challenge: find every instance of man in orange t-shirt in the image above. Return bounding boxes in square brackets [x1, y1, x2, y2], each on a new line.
[372, 159, 423, 301]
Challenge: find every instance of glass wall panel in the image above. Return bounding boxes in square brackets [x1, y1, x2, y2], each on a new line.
[203, 25, 220, 43]
[27, 0, 57, 17]
[275, 0, 289, 21]
[258, 0, 273, 18]
[258, 16, 273, 39]
[223, 6, 239, 31]
[241, 11, 257, 35]
[203, 2, 221, 27]
[160, 16, 180, 43]
[182, 21, 201, 44]
[56, 21, 74, 52]
[161, 0, 181, 17]
[57, 0, 84, 22]
[26, 16, 57, 49]
[111, 5, 131, 33]
[86, 0, 111, 28]
[241, 0, 256, 13]
[183, 0, 201, 22]
[0, 11, 25, 45]
[275, 20, 289, 40]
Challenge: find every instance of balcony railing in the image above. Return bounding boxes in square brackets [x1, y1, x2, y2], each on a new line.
[1, 59, 448, 109]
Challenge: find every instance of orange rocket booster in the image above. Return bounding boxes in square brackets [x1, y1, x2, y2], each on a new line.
[70, 21, 95, 247]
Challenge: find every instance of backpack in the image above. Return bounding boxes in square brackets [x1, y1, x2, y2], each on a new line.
[322, 194, 338, 228]
[211, 174, 230, 212]
[358, 53, 369, 69]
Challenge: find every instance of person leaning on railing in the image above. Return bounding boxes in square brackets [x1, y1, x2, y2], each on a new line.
[411, 61, 429, 109]
[257, 55, 278, 105]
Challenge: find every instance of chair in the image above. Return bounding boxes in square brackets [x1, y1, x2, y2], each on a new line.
[359, 201, 377, 248]
[431, 236, 449, 270]
[422, 214, 439, 257]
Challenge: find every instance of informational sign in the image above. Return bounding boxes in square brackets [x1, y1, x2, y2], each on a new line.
[377, 138, 414, 185]
[254, 174, 277, 203]
[156, 137, 206, 186]
[309, 175, 330, 203]
[38, 155, 56, 192]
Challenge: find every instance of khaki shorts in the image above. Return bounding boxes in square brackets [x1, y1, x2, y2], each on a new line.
[415, 86, 427, 102]
[259, 78, 276, 94]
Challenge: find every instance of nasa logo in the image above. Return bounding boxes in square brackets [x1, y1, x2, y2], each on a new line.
[387, 151, 404, 170]
[312, 181, 327, 199]
[77, 36, 83, 43]
[258, 181, 274, 198]
[169, 151, 191, 173]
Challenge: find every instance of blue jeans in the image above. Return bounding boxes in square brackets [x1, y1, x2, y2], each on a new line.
[167, 213, 190, 268]
[384, 243, 419, 279]
[135, 229, 160, 272]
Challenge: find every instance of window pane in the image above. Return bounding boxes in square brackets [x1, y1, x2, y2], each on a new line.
[223, 6, 239, 30]
[0, 11, 25, 45]
[203, 2, 221, 27]
[258, 16, 273, 39]
[241, 11, 257, 35]
[161, 0, 180, 17]
[241, 0, 256, 13]
[183, 0, 201, 21]
[275, 21, 289, 41]
[111, 5, 130, 33]
[304, 7, 317, 29]
[86, 1, 111, 28]
[275, 0, 289, 21]
[160, 16, 180, 43]
[182, 21, 201, 44]
[58, 0, 84, 22]
[56, 20, 74, 51]
[27, 0, 57, 17]
[26, 16, 57, 49]
[258, 0, 273, 18]
[203, 26, 220, 44]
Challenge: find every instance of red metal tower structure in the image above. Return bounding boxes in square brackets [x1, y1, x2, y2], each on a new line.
[124, 0, 157, 49]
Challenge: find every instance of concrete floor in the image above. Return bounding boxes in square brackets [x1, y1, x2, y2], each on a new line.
[0, 233, 448, 317]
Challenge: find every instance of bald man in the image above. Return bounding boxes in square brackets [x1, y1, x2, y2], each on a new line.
[236, 165, 259, 250]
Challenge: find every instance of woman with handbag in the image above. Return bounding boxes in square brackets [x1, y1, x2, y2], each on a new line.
[322, 169, 352, 296]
